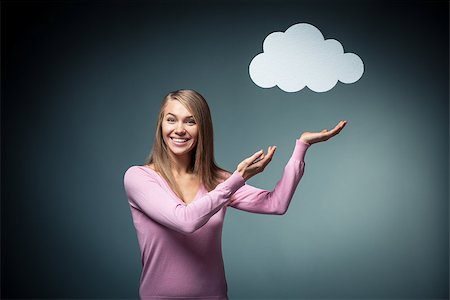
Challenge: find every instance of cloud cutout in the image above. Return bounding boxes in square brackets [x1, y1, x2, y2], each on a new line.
[249, 23, 364, 93]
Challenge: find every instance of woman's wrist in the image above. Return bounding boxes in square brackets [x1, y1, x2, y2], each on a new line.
[298, 137, 311, 145]
[236, 169, 247, 181]
[234, 169, 247, 181]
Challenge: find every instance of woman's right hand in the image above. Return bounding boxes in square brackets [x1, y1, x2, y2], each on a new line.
[236, 146, 277, 181]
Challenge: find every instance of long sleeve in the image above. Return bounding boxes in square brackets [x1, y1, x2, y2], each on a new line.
[123, 167, 245, 234]
[229, 139, 310, 214]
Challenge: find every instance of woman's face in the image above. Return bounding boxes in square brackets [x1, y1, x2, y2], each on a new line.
[161, 100, 199, 159]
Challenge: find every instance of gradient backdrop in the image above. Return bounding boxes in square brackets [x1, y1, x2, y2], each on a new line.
[2, 0, 449, 299]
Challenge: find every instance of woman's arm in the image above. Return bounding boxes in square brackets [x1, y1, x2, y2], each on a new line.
[123, 167, 245, 234]
[229, 119, 348, 214]
[229, 139, 310, 214]
[123, 148, 273, 234]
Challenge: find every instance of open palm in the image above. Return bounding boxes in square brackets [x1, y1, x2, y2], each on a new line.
[300, 120, 348, 145]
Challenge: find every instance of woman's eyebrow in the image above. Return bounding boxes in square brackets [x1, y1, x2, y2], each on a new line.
[166, 113, 194, 118]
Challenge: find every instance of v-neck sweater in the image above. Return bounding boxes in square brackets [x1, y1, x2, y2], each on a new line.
[123, 139, 310, 299]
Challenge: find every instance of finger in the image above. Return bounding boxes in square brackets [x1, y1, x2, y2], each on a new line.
[264, 146, 275, 158]
[249, 145, 277, 167]
[329, 128, 340, 137]
[329, 121, 346, 136]
[337, 120, 347, 130]
[259, 146, 277, 166]
[268, 146, 277, 160]
[247, 151, 266, 166]
[269, 145, 277, 157]
[330, 121, 344, 132]
[246, 150, 263, 163]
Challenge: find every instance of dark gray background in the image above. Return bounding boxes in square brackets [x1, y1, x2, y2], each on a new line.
[2, 0, 448, 299]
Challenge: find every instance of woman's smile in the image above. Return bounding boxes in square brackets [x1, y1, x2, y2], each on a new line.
[170, 137, 191, 146]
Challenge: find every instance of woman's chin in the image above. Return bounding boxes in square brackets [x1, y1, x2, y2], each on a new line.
[168, 146, 194, 157]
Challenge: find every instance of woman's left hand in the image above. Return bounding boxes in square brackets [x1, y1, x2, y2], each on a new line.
[299, 120, 348, 145]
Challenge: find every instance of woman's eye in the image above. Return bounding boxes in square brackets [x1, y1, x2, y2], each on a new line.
[166, 117, 195, 124]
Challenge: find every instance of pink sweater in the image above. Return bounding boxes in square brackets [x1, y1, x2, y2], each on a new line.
[123, 139, 310, 299]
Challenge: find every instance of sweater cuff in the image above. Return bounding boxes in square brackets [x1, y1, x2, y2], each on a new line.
[226, 170, 246, 194]
[292, 139, 311, 161]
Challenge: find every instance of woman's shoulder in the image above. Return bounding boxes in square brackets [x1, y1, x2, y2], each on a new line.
[124, 164, 158, 180]
[143, 163, 156, 171]
[127, 163, 155, 171]
[123, 164, 164, 196]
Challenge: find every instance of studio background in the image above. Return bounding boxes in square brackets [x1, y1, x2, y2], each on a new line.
[1, 0, 448, 299]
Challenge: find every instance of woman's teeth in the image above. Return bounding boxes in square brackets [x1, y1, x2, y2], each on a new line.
[171, 137, 189, 143]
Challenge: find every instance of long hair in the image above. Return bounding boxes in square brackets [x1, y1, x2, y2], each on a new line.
[145, 89, 229, 201]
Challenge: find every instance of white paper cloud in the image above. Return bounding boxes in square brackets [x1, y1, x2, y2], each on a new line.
[249, 23, 364, 93]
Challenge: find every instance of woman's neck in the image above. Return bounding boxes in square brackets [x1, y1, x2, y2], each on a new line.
[169, 153, 194, 177]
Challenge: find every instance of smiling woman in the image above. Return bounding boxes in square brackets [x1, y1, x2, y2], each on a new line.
[143, 90, 228, 203]
[162, 105, 198, 167]
[123, 89, 347, 299]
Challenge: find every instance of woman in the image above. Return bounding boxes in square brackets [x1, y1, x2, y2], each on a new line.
[124, 89, 347, 299]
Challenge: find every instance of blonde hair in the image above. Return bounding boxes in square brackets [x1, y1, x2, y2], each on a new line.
[146, 89, 229, 201]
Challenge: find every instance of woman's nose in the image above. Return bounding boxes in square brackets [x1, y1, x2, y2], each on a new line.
[174, 122, 186, 135]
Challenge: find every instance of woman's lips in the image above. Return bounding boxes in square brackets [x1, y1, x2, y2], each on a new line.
[170, 137, 190, 146]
